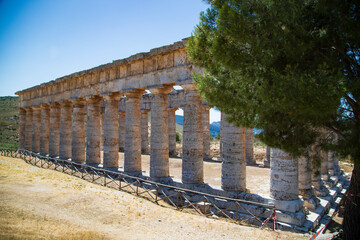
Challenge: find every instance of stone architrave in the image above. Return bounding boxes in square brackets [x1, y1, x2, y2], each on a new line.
[24, 108, 33, 151]
[221, 115, 246, 191]
[32, 107, 41, 153]
[86, 97, 102, 165]
[141, 110, 150, 154]
[150, 85, 173, 179]
[118, 112, 125, 152]
[59, 101, 73, 160]
[124, 89, 144, 173]
[49, 103, 61, 157]
[202, 107, 212, 161]
[40, 104, 50, 155]
[18, 108, 26, 150]
[103, 93, 121, 169]
[298, 155, 319, 210]
[182, 84, 203, 184]
[246, 128, 255, 165]
[168, 108, 177, 157]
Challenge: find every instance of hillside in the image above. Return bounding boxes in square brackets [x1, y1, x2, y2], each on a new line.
[0, 96, 19, 149]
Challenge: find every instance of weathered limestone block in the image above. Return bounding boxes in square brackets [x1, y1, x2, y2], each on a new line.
[246, 128, 255, 165]
[270, 148, 299, 201]
[202, 107, 212, 161]
[86, 97, 102, 165]
[72, 100, 86, 163]
[32, 107, 41, 153]
[100, 112, 104, 151]
[141, 110, 150, 154]
[118, 112, 125, 152]
[18, 108, 26, 150]
[124, 89, 144, 173]
[103, 93, 121, 168]
[150, 85, 173, 179]
[168, 108, 177, 157]
[49, 103, 61, 157]
[298, 156, 319, 210]
[221, 115, 246, 191]
[40, 105, 50, 155]
[182, 84, 203, 184]
[59, 101, 73, 160]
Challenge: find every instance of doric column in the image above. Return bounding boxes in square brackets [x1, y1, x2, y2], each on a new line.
[124, 89, 144, 173]
[59, 101, 73, 160]
[18, 108, 26, 150]
[327, 151, 336, 176]
[270, 148, 305, 226]
[221, 115, 246, 191]
[182, 84, 203, 184]
[246, 128, 255, 165]
[202, 107, 212, 160]
[141, 110, 150, 154]
[311, 145, 329, 196]
[168, 108, 177, 157]
[264, 146, 271, 167]
[100, 112, 104, 151]
[40, 105, 50, 155]
[86, 97, 102, 165]
[71, 99, 86, 163]
[118, 112, 125, 152]
[103, 93, 121, 169]
[32, 106, 41, 153]
[49, 103, 61, 157]
[270, 148, 299, 200]
[24, 108, 33, 151]
[298, 155, 319, 210]
[321, 150, 330, 181]
[150, 85, 173, 179]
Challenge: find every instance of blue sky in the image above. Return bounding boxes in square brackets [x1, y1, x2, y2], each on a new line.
[0, 0, 221, 122]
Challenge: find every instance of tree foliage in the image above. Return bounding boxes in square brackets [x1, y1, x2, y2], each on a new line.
[187, 1, 360, 239]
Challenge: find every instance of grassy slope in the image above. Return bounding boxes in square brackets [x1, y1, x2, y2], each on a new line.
[0, 96, 19, 149]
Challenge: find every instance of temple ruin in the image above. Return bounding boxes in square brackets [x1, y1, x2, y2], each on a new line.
[15, 38, 348, 231]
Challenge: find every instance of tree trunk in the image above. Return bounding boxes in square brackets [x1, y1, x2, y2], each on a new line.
[342, 161, 360, 240]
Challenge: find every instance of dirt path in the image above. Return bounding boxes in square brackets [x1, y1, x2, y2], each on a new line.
[0, 156, 308, 240]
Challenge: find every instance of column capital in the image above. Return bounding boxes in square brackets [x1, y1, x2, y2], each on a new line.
[141, 109, 150, 114]
[19, 108, 26, 113]
[125, 88, 146, 98]
[40, 103, 50, 109]
[149, 84, 174, 95]
[168, 107, 178, 112]
[59, 100, 73, 107]
[32, 105, 42, 110]
[103, 92, 122, 100]
[72, 98, 86, 108]
[86, 95, 103, 103]
[50, 102, 61, 108]
[181, 83, 197, 90]
[24, 107, 33, 111]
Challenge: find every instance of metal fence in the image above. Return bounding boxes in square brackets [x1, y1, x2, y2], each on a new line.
[0, 148, 276, 229]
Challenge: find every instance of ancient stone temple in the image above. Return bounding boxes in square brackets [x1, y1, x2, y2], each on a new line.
[16, 38, 345, 229]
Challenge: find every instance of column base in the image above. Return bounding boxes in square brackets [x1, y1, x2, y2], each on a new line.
[275, 210, 306, 227]
[246, 158, 256, 165]
[314, 186, 329, 197]
[303, 196, 320, 210]
[149, 177, 173, 184]
[124, 171, 143, 177]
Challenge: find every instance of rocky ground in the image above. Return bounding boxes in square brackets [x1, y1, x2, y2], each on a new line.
[0, 155, 309, 240]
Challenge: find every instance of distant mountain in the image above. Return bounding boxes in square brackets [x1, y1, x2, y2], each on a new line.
[210, 121, 221, 138]
[175, 115, 183, 126]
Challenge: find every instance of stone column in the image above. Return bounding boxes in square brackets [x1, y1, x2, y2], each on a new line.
[59, 101, 73, 160]
[100, 112, 104, 151]
[24, 108, 33, 151]
[150, 86, 173, 179]
[168, 108, 177, 157]
[321, 150, 330, 181]
[311, 145, 329, 197]
[40, 105, 50, 155]
[221, 115, 246, 191]
[202, 107, 212, 160]
[182, 84, 203, 184]
[270, 148, 305, 226]
[328, 151, 336, 176]
[103, 93, 121, 169]
[141, 110, 150, 154]
[18, 108, 26, 150]
[71, 99, 86, 163]
[264, 146, 271, 167]
[118, 112, 125, 152]
[49, 103, 61, 157]
[124, 90, 144, 173]
[298, 155, 319, 210]
[86, 97, 102, 165]
[32, 107, 41, 153]
[246, 128, 255, 165]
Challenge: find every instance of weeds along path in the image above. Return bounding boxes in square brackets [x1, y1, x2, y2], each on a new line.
[0, 156, 308, 240]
